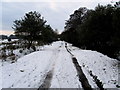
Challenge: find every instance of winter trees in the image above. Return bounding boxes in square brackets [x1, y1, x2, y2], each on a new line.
[61, 2, 120, 59]
[61, 7, 87, 46]
[13, 11, 57, 49]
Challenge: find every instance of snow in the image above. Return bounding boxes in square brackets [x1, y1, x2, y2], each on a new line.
[67, 44, 119, 88]
[2, 49, 54, 88]
[50, 44, 81, 88]
[1, 41, 119, 89]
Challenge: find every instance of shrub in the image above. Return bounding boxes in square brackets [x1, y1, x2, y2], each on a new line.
[19, 50, 23, 53]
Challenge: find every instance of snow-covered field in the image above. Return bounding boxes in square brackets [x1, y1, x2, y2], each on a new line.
[1, 41, 119, 89]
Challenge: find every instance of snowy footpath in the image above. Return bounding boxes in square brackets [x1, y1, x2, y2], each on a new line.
[1, 41, 119, 89]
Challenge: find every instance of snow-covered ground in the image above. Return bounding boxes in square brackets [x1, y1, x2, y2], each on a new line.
[1, 41, 119, 89]
[67, 44, 119, 88]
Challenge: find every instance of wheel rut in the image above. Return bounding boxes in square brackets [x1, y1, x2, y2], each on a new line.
[38, 46, 60, 89]
[65, 43, 92, 90]
[38, 69, 54, 89]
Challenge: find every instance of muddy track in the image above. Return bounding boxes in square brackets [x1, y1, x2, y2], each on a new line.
[65, 44, 92, 90]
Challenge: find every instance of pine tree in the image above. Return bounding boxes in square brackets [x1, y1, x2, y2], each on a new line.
[12, 11, 46, 48]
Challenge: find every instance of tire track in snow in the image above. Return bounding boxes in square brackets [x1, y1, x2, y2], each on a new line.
[38, 69, 54, 89]
[38, 46, 60, 89]
[65, 43, 92, 90]
[88, 70, 104, 90]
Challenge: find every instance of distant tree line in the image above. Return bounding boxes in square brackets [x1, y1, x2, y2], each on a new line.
[12, 11, 58, 49]
[0, 35, 18, 40]
[0, 35, 8, 40]
[61, 2, 120, 59]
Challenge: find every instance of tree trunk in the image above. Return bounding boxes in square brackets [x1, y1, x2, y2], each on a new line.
[28, 40, 32, 49]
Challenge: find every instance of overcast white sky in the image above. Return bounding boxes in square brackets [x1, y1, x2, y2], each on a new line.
[0, 0, 118, 35]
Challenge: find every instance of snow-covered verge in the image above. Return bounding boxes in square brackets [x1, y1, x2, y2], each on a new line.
[2, 51, 53, 88]
[1, 41, 119, 89]
[2, 42, 59, 88]
[67, 44, 119, 88]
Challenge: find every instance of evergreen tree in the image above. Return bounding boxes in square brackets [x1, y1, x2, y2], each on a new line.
[13, 11, 57, 48]
[61, 2, 120, 59]
[63, 7, 87, 46]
